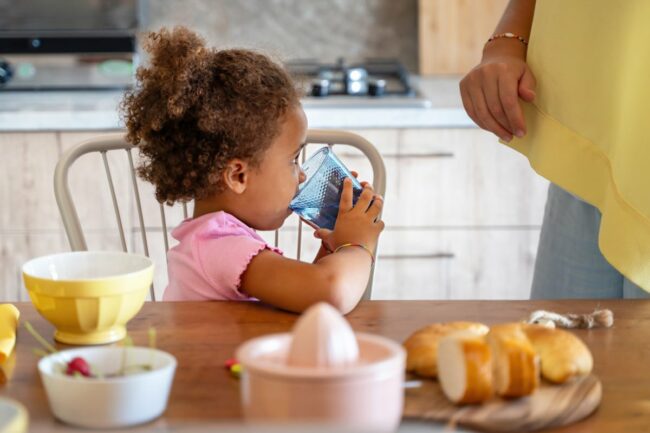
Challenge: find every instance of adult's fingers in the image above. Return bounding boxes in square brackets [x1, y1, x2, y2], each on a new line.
[483, 72, 513, 135]
[498, 72, 526, 137]
[460, 81, 480, 127]
[518, 67, 537, 102]
[469, 86, 513, 142]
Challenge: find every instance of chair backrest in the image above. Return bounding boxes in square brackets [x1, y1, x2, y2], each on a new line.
[54, 129, 386, 301]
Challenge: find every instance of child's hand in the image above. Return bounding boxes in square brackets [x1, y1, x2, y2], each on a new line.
[326, 178, 384, 253]
[314, 171, 375, 252]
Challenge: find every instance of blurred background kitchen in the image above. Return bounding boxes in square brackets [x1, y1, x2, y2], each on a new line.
[0, 0, 548, 302]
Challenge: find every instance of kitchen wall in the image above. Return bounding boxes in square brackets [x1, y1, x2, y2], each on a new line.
[140, 0, 418, 71]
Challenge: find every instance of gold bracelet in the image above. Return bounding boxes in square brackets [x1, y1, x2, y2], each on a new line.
[486, 32, 528, 46]
[334, 243, 375, 264]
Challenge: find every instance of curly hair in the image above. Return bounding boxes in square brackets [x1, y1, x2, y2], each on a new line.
[121, 26, 301, 204]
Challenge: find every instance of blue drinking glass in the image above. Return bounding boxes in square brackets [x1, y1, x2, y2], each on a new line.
[289, 147, 363, 230]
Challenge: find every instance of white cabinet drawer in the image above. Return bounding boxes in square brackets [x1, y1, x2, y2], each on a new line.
[372, 228, 540, 300]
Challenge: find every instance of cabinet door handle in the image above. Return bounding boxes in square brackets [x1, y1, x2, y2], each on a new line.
[340, 153, 455, 159]
[385, 153, 455, 159]
[378, 253, 455, 260]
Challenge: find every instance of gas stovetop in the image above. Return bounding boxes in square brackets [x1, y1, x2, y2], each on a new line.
[286, 58, 431, 109]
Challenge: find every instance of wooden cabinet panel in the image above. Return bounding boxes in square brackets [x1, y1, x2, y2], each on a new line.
[0, 132, 61, 231]
[418, 0, 510, 75]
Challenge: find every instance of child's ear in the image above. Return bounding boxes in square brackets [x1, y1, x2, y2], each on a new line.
[223, 159, 249, 194]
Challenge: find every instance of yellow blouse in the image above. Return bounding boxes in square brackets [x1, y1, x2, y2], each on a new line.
[506, 0, 650, 291]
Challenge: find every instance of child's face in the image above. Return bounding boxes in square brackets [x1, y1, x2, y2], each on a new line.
[245, 104, 308, 230]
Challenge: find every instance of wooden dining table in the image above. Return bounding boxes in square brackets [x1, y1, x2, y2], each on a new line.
[3, 299, 650, 432]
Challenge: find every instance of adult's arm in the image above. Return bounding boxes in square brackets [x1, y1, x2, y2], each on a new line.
[459, 0, 537, 142]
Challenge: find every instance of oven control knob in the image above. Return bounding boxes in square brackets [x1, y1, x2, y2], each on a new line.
[368, 79, 386, 97]
[311, 79, 330, 97]
[0, 59, 13, 85]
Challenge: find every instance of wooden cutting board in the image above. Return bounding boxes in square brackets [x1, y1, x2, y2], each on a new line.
[404, 374, 601, 432]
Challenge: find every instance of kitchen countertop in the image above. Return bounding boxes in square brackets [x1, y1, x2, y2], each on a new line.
[0, 77, 474, 131]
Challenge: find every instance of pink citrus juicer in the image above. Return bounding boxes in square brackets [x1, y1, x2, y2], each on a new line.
[236, 303, 405, 431]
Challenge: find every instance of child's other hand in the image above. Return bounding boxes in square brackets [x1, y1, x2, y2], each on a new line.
[330, 178, 384, 252]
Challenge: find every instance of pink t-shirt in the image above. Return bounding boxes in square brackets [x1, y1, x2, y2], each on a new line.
[163, 211, 282, 301]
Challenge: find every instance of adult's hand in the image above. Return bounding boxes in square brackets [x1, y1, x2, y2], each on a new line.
[459, 44, 537, 142]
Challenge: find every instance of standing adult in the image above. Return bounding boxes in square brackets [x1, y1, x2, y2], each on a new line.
[459, 0, 650, 298]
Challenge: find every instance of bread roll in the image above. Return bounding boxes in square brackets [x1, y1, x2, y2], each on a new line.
[403, 322, 489, 378]
[438, 329, 493, 404]
[486, 323, 540, 398]
[523, 324, 593, 383]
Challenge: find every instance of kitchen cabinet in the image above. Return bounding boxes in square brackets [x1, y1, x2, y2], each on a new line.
[0, 127, 548, 301]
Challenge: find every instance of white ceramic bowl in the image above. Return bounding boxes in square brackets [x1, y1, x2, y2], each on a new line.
[38, 346, 176, 428]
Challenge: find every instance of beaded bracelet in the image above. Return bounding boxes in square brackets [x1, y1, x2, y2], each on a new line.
[334, 243, 375, 264]
[486, 32, 528, 46]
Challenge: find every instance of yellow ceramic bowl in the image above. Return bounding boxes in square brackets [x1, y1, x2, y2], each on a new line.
[22, 251, 153, 345]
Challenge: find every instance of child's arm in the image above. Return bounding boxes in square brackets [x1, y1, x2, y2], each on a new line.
[241, 179, 384, 314]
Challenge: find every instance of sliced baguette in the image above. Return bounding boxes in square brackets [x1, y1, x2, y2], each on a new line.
[437, 329, 493, 404]
[486, 323, 540, 398]
[523, 324, 593, 383]
[403, 322, 489, 379]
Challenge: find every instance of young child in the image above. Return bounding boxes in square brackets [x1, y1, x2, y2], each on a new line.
[121, 27, 384, 314]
